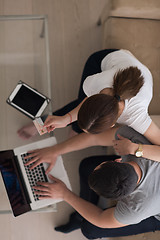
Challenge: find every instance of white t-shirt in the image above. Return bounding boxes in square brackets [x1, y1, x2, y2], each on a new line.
[83, 50, 153, 134]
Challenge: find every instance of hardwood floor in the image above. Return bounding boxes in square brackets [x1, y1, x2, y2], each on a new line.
[0, 0, 160, 240]
[0, 1, 107, 240]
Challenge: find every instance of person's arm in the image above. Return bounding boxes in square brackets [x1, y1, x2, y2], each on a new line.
[26, 127, 118, 172]
[33, 175, 126, 228]
[44, 98, 87, 132]
[143, 121, 160, 145]
[113, 124, 160, 162]
[66, 97, 88, 123]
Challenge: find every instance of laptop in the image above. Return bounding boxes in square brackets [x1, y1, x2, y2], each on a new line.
[0, 137, 71, 217]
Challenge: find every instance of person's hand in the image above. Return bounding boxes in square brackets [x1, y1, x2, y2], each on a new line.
[113, 134, 138, 156]
[33, 175, 69, 200]
[24, 146, 58, 174]
[44, 115, 70, 132]
[114, 158, 122, 163]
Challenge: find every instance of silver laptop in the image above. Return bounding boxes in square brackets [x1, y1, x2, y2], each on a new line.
[0, 137, 71, 217]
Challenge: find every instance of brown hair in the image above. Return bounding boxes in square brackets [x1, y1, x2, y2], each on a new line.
[78, 66, 144, 134]
[113, 66, 144, 99]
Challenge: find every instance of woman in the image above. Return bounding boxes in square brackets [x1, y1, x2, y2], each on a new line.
[18, 49, 160, 145]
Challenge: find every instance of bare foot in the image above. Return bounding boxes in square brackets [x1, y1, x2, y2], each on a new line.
[17, 122, 38, 140]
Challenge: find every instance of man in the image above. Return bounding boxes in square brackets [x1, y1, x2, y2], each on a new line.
[32, 126, 160, 239]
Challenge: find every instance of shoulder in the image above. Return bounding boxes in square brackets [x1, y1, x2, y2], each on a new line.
[117, 98, 152, 134]
[114, 186, 160, 225]
[83, 69, 116, 96]
[114, 197, 145, 225]
[102, 50, 152, 82]
[101, 49, 139, 69]
[116, 126, 152, 145]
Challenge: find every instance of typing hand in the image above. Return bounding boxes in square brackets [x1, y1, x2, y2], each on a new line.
[33, 175, 69, 200]
[24, 146, 58, 174]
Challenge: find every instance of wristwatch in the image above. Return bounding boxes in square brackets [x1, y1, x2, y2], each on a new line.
[135, 144, 143, 157]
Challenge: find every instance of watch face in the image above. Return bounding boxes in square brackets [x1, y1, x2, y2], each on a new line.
[136, 151, 142, 157]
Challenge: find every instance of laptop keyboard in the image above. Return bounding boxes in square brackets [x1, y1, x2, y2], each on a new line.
[21, 153, 48, 201]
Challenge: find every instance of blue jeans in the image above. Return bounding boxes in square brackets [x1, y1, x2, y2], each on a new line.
[79, 156, 160, 239]
[81, 216, 160, 239]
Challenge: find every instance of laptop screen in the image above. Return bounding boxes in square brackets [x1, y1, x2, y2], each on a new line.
[0, 150, 31, 216]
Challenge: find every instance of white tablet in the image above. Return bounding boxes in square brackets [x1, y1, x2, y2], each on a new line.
[7, 81, 50, 119]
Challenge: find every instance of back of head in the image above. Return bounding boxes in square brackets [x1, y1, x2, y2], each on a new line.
[78, 66, 144, 134]
[78, 94, 119, 134]
[88, 161, 138, 199]
[113, 66, 144, 99]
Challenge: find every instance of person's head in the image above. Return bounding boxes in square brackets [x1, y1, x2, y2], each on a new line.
[88, 161, 138, 199]
[78, 66, 144, 134]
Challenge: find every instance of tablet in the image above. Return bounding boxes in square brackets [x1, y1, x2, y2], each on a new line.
[7, 81, 50, 119]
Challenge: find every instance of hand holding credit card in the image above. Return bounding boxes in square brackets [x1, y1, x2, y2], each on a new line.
[33, 117, 48, 135]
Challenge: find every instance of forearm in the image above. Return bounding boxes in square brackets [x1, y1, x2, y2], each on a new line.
[64, 190, 110, 228]
[52, 132, 98, 156]
[142, 145, 160, 162]
[64, 98, 87, 123]
[53, 127, 118, 157]
[130, 143, 160, 162]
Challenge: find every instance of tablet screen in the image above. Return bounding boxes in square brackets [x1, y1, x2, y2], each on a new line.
[12, 85, 46, 116]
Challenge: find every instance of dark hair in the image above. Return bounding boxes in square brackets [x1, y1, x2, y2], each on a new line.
[78, 66, 144, 133]
[78, 94, 119, 134]
[88, 161, 138, 199]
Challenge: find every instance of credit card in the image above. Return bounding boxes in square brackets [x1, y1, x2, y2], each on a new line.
[33, 117, 48, 135]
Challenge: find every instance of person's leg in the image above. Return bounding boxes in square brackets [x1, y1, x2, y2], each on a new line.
[81, 216, 160, 239]
[55, 155, 119, 233]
